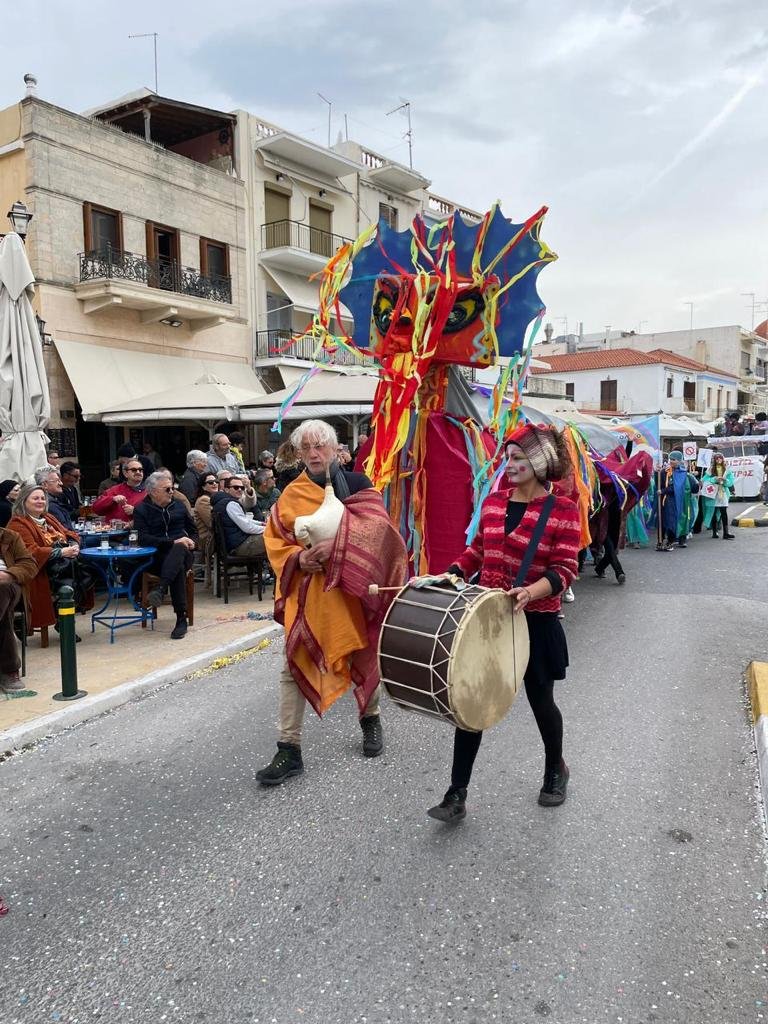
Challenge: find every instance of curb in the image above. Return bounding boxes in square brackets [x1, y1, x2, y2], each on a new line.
[733, 518, 768, 527]
[747, 661, 768, 814]
[0, 623, 283, 755]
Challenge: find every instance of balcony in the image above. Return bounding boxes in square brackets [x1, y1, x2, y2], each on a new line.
[255, 329, 374, 368]
[361, 149, 431, 194]
[259, 220, 352, 276]
[74, 247, 236, 332]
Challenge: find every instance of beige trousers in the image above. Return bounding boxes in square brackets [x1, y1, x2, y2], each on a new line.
[278, 658, 380, 745]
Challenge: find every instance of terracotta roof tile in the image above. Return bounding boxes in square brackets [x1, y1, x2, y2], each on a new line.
[530, 346, 738, 379]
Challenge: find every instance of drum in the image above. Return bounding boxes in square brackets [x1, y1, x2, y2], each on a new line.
[378, 582, 530, 732]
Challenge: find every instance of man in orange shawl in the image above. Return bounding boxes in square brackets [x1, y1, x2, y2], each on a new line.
[257, 419, 408, 786]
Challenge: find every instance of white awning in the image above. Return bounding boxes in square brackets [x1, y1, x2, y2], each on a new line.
[54, 338, 264, 420]
[264, 267, 351, 319]
[238, 369, 378, 423]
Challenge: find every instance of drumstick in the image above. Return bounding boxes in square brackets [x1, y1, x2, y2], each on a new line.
[367, 584, 403, 595]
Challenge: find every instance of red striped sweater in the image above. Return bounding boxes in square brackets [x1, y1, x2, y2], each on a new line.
[454, 491, 581, 613]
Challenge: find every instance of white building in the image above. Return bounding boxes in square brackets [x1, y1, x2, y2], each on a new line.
[529, 348, 738, 418]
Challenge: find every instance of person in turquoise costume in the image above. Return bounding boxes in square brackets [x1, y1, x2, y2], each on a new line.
[660, 450, 699, 550]
[700, 452, 735, 539]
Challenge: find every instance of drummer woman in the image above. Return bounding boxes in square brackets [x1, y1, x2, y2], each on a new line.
[428, 423, 581, 823]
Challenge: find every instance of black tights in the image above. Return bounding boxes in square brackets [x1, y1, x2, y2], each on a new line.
[595, 535, 624, 579]
[711, 508, 730, 535]
[450, 677, 563, 790]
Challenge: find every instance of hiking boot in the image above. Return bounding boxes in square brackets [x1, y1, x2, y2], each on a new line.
[170, 615, 188, 640]
[427, 787, 467, 823]
[256, 742, 304, 786]
[360, 715, 384, 757]
[146, 586, 165, 608]
[538, 760, 569, 806]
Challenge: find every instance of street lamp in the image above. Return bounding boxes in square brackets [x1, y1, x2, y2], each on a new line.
[7, 200, 33, 239]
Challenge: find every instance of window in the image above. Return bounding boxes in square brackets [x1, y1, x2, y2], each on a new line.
[379, 202, 398, 230]
[683, 380, 696, 411]
[83, 202, 123, 255]
[309, 201, 333, 256]
[200, 238, 229, 280]
[666, 376, 673, 398]
[145, 221, 180, 291]
[600, 379, 617, 410]
[565, 382, 575, 400]
[707, 387, 712, 408]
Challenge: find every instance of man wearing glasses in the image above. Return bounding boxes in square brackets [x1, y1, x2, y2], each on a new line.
[256, 419, 407, 786]
[211, 476, 267, 557]
[133, 471, 198, 640]
[91, 460, 147, 525]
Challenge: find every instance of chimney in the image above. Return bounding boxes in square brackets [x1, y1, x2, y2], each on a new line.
[544, 322, 553, 344]
[23, 73, 38, 97]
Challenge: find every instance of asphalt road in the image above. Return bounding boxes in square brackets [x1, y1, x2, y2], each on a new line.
[2, 518, 767, 1024]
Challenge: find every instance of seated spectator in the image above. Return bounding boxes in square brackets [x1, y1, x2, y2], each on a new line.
[58, 461, 82, 515]
[91, 459, 147, 525]
[0, 480, 20, 528]
[253, 468, 281, 521]
[258, 449, 275, 471]
[35, 467, 73, 530]
[154, 469, 194, 514]
[193, 472, 219, 586]
[98, 460, 121, 495]
[274, 441, 302, 490]
[211, 476, 267, 558]
[134, 472, 198, 640]
[180, 450, 209, 503]
[0, 525, 38, 692]
[6, 484, 89, 640]
[46, 449, 61, 468]
[206, 433, 241, 475]
[116, 443, 154, 480]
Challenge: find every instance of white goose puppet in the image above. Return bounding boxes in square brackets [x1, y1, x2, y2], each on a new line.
[293, 468, 345, 548]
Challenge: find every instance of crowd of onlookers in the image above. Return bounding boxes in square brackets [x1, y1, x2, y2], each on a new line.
[0, 427, 369, 694]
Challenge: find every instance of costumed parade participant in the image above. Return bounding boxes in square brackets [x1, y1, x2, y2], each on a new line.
[589, 448, 654, 583]
[257, 419, 407, 786]
[427, 424, 581, 823]
[700, 452, 735, 539]
[659, 450, 699, 550]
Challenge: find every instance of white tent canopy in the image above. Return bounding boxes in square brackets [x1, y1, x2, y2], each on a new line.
[238, 369, 378, 423]
[100, 373, 266, 427]
[0, 233, 51, 480]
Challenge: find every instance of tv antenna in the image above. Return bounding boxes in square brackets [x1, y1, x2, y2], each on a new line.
[129, 32, 159, 93]
[317, 92, 332, 148]
[386, 99, 413, 168]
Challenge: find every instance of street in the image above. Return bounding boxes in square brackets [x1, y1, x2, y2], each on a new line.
[2, 524, 767, 1024]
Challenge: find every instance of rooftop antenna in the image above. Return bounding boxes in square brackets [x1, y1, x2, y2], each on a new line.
[129, 32, 159, 93]
[387, 99, 413, 168]
[742, 291, 756, 332]
[317, 92, 332, 148]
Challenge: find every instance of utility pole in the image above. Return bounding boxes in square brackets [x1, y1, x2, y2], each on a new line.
[387, 99, 413, 168]
[317, 93, 332, 148]
[742, 291, 756, 331]
[684, 301, 694, 333]
[129, 32, 159, 93]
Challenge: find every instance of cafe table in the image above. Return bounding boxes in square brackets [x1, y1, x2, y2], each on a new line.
[79, 545, 157, 643]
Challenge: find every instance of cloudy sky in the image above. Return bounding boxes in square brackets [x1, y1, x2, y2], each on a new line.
[3, 0, 767, 335]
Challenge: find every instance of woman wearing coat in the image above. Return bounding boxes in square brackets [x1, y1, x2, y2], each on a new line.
[6, 483, 85, 637]
[700, 453, 735, 539]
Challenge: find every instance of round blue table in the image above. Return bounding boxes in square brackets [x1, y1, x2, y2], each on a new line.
[80, 546, 157, 642]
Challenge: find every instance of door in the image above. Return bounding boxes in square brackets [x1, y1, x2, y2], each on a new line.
[309, 201, 333, 256]
[146, 222, 180, 290]
[683, 380, 696, 412]
[600, 379, 617, 411]
[264, 187, 291, 248]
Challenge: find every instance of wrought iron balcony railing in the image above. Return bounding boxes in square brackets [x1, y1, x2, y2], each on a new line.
[261, 219, 351, 259]
[255, 329, 375, 367]
[78, 247, 232, 304]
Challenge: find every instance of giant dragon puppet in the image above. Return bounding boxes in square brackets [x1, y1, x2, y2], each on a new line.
[275, 201, 647, 573]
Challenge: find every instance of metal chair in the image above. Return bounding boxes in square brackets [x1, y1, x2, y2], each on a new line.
[212, 511, 264, 604]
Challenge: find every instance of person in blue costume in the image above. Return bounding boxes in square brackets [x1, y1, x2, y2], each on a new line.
[660, 450, 699, 550]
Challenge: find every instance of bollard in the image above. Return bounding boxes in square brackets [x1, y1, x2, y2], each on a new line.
[52, 585, 87, 702]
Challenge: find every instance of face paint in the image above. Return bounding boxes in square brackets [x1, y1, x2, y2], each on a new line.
[505, 445, 536, 485]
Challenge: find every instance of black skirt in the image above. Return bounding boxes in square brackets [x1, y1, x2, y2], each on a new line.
[523, 611, 569, 686]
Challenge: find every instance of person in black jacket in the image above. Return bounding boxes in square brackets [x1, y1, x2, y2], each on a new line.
[0, 480, 19, 528]
[133, 471, 198, 640]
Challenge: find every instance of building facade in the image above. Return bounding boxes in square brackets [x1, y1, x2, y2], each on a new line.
[529, 348, 738, 418]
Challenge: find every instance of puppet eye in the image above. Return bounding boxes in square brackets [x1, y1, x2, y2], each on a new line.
[372, 280, 401, 334]
[444, 290, 484, 333]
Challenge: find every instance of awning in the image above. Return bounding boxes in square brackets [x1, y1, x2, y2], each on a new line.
[264, 267, 351, 319]
[238, 369, 378, 423]
[54, 338, 264, 420]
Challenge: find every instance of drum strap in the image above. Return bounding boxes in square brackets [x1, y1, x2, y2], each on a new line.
[513, 494, 556, 588]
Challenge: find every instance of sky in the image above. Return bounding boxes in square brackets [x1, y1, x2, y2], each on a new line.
[2, 0, 767, 336]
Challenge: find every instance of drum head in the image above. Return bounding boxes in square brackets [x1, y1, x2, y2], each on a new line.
[447, 591, 529, 732]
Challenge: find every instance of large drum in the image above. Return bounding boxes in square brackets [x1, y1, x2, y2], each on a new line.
[378, 582, 530, 732]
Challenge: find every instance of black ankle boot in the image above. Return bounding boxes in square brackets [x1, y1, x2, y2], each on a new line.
[427, 786, 467, 823]
[256, 742, 304, 786]
[538, 760, 569, 806]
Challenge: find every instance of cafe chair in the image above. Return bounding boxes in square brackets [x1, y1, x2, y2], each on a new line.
[139, 570, 195, 628]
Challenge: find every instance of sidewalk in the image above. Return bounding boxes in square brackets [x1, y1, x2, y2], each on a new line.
[1, 580, 281, 748]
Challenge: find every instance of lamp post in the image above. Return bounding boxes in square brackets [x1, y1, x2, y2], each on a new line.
[7, 200, 33, 240]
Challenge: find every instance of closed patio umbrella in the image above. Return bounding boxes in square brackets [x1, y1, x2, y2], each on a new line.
[0, 233, 50, 480]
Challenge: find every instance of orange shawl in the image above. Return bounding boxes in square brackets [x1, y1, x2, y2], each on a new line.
[265, 474, 407, 717]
